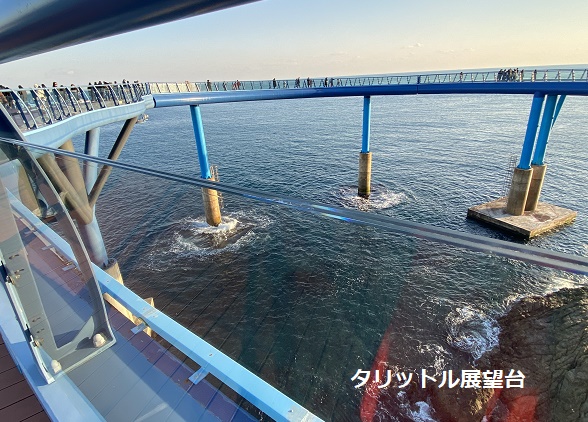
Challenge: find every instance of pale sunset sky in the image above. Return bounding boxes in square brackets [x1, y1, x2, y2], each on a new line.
[0, 0, 586, 87]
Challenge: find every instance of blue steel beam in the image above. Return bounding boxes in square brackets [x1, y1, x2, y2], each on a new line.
[0, 0, 259, 64]
[152, 82, 588, 108]
[552, 95, 567, 127]
[361, 96, 371, 153]
[190, 105, 212, 179]
[518, 93, 545, 169]
[532, 95, 558, 166]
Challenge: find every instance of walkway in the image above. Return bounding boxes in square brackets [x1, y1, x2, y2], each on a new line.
[0, 334, 50, 422]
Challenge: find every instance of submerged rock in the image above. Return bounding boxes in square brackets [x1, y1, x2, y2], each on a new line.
[430, 286, 588, 422]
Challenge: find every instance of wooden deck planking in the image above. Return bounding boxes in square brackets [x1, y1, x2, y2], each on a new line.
[168, 264, 362, 421]
[0, 335, 50, 422]
[6, 208, 263, 421]
[1, 341, 11, 358]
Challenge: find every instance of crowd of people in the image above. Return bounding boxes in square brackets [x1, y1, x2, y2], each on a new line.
[199, 76, 346, 91]
[1, 68, 580, 107]
[497, 68, 525, 82]
[0, 79, 145, 108]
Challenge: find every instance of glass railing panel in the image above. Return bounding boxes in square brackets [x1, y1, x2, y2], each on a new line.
[46, 89, 67, 119]
[6, 141, 321, 419]
[1, 84, 149, 132]
[12, 128, 584, 420]
[77, 159, 588, 420]
[0, 141, 115, 383]
[0, 88, 38, 131]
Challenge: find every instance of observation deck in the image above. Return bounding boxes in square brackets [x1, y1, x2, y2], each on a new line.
[2, 68, 588, 421]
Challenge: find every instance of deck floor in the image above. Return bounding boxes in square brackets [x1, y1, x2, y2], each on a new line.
[0, 334, 50, 422]
[3, 205, 259, 422]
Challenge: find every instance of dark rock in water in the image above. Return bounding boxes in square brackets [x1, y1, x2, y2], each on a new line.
[429, 287, 588, 422]
[428, 382, 494, 422]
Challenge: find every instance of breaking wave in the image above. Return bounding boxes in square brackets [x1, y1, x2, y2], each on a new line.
[333, 183, 409, 211]
[397, 392, 439, 422]
[146, 211, 271, 265]
[445, 306, 500, 360]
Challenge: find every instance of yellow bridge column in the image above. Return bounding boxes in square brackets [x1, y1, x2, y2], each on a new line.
[358, 152, 372, 198]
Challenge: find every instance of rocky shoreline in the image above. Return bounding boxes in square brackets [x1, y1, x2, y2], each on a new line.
[428, 286, 588, 422]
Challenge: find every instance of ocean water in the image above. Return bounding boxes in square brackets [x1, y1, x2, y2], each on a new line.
[75, 94, 588, 421]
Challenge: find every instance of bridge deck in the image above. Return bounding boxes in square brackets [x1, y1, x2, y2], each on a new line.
[0, 333, 50, 422]
[8, 209, 258, 421]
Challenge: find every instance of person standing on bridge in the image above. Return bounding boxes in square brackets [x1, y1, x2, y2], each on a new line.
[17, 85, 27, 103]
[0, 87, 7, 107]
[273, 78, 277, 89]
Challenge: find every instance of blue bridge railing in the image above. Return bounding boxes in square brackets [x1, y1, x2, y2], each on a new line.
[4, 68, 587, 134]
[149, 68, 588, 94]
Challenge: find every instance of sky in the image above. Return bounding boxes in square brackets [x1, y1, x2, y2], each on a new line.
[0, 0, 587, 88]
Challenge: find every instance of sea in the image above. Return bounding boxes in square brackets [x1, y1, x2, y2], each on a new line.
[72, 93, 588, 421]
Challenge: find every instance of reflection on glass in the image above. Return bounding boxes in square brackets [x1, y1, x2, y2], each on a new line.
[0, 142, 114, 382]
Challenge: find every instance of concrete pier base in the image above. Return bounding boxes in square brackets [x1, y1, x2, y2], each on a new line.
[358, 152, 372, 197]
[103, 258, 123, 282]
[525, 164, 547, 212]
[103, 259, 154, 337]
[202, 182, 221, 226]
[505, 167, 533, 216]
[468, 197, 576, 239]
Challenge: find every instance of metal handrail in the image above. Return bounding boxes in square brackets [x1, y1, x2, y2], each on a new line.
[148, 68, 588, 94]
[1, 69, 584, 133]
[90, 85, 106, 108]
[0, 82, 148, 132]
[30, 89, 53, 124]
[45, 90, 64, 121]
[51, 88, 71, 118]
[10, 89, 37, 130]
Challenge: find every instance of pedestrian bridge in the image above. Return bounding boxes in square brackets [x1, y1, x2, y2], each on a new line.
[2, 70, 587, 216]
[2, 68, 588, 142]
[2, 69, 588, 422]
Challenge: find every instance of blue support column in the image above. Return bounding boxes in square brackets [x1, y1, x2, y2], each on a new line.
[532, 95, 557, 166]
[190, 105, 211, 179]
[552, 95, 566, 127]
[518, 93, 545, 169]
[361, 96, 371, 153]
[358, 96, 372, 196]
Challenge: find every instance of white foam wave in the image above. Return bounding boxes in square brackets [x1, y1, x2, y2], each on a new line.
[334, 184, 408, 211]
[445, 306, 500, 360]
[416, 343, 451, 373]
[146, 211, 272, 263]
[397, 392, 439, 422]
[409, 402, 438, 422]
[185, 217, 239, 233]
